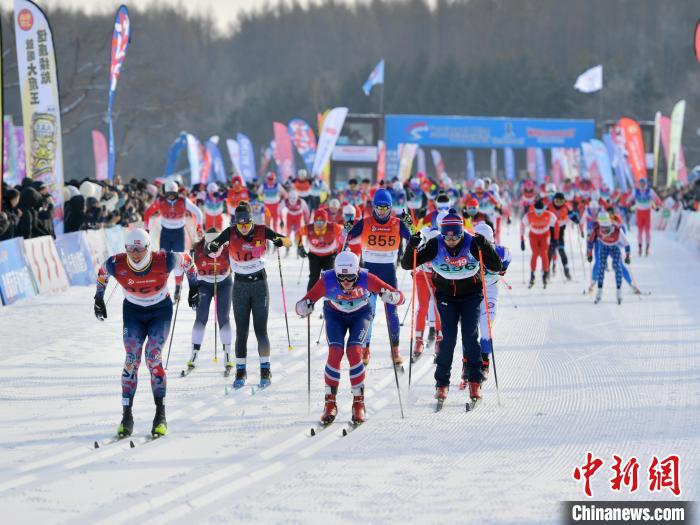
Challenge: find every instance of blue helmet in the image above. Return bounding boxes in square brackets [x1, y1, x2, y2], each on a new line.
[373, 188, 393, 208]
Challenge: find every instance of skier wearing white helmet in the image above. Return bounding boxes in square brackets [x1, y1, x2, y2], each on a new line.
[143, 181, 203, 251]
[204, 182, 227, 231]
[94, 228, 198, 439]
[295, 250, 404, 426]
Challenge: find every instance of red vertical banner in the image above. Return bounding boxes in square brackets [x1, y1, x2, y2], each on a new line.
[91, 130, 108, 180]
[694, 20, 700, 62]
[273, 122, 296, 181]
[619, 117, 647, 183]
[377, 140, 386, 182]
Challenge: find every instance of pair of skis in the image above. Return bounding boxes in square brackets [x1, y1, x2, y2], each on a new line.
[93, 432, 163, 450]
[309, 419, 363, 437]
[435, 396, 481, 413]
[180, 365, 233, 378]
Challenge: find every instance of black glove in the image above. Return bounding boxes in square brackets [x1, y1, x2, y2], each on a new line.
[188, 286, 200, 309]
[94, 296, 107, 321]
[624, 254, 631, 265]
[401, 211, 413, 228]
[344, 220, 354, 232]
[207, 240, 220, 253]
[520, 238, 526, 251]
[473, 233, 487, 250]
[409, 233, 422, 247]
[174, 284, 182, 302]
[272, 237, 285, 248]
[587, 253, 593, 263]
[297, 245, 307, 258]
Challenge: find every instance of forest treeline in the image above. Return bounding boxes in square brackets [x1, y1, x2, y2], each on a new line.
[1, 0, 699, 181]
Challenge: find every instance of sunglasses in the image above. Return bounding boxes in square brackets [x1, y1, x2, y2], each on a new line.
[337, 273, 358, 282]
[442, 232, 464, 242]
[126, 245, 147, 254]
[467, 207, 478, 214]
[314, 220, 326, 226]
[554, 198, 566, 206]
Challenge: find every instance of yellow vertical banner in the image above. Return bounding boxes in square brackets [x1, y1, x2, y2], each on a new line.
[652, 111, 661, 187]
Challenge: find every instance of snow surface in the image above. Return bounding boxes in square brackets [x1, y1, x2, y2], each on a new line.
[0, 225, 698, 524]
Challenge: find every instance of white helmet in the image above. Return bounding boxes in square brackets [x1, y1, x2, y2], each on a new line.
[125, 228, 151, 250]
[342, 204, 355, 216]
[164, 181, 178, 194]
[329, 198, 341, 211]
[335, 250, 359, 277]
[474, 222, 494, 243]
[436, 210, 449, 228]
[491, 183, 500, 194]
[474, 179, 485, 190]
[207, 182, 218, 193]
[288, 189, 298, 203]
[297, 169, 308, 179]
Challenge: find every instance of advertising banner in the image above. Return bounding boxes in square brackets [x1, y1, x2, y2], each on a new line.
[0, 237, 37, 305]
[103, 226, 125, 256]
[273, 122, 296, 180]
[236, 133, 256, 183]
[92, 130, 108, 181]
[288, 118, 317, 172]
[107, 5, 131, 181]
[23, 235, 69, 294]
[312, 107, 348, 177]
[54, 231, 94, 286]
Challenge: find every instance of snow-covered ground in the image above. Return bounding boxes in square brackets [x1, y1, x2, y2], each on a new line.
[1, 224, 698, 524]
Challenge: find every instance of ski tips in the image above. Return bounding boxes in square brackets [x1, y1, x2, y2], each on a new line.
[129, 441, 135, 448]
[94, 441, 99, 449]
[310, 427, 316, 436]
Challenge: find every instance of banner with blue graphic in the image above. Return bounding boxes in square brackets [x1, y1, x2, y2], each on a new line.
[206, 138, 227, 183]
[603, 134, 627, 192]
[0, 238, 37, 305]
[504, 147, 515, 181]
[236, 133, 256, 183]
[54, 231, 94, 286]
[288, 118, 317, 172]
[107, 5, 131, 181]
[535, 148, 547, 183]
[465, 150, 475, 181]
[103, 226, 125, 257]
[591, 139, 615, 190]
[164, 132, 188, 177]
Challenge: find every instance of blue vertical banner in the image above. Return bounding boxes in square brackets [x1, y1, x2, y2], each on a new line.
[163, 132, 188, 176]
[504, 147, 515, 181]
[206, 137, 227, 183]
[107, 5, 131, 181]
[535, 148, 547, 183]
[466, 150, 475, 181]
[603, 134, 627, 192]
[236, 133, 256, 183]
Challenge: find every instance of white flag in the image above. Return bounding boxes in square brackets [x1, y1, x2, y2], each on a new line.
[312, 107, 348, 177]
[574, 65, 603, 93]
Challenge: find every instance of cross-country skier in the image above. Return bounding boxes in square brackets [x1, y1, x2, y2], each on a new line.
[93, 228, 198, 438]
[203, 182, 227, 231]
[587, 211, 631, 304]
[187, 228, 234, 375]
[460, 222, 510, 388]
[345, 189, 412, 366]
[261, 172, 287, 231]
[143, 181, 203, 252]
[279, 189, 309, 254]
[295, 251, 404, 425]
[401, 211, 502, 409]
[521, 199, 559, 288]
[207, 202, 292, 388]
[226, 175, 250, 212]
[547, 191, 573, 280]
[627, 178, 660, 256]
[297, 209, 343, 290]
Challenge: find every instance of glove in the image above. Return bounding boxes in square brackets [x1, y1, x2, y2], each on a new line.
[473, 233, 487, 250]
[344, 220, 354, 232]
[207, 240, 221, 253]
[279, 220, 285, 229]
[380, 288, 401, 305]
[587, 252, 593, 263]
[409, 233, 422, 247]
[272, 237, 285, 248]
[297, 245, 307, 258]
[295, 299, 314, 318]
[520, 238, 525, 251]
[188, 286, 200, 309]
[624, 254, 631, 265]
[401, 211, 413, 228]
[94, 296, 107, 321]
[174, 284, 182, 302]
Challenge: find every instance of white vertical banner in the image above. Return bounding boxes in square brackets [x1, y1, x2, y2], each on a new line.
[415, 147, 426, 176]
[312, 107, 348, 177]
[185, 134, 201, 185]
[14, 0, 65, 233]
[226, 139, 241, 175]
[397, 143, 418, 182]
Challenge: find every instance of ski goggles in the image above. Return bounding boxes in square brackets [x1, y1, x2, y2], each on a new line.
[126, 244, 148, 254]
[314, 220, 327, 228]
[374, 205, 391, 214]
[466, 206, 478, 215]
[553, 197, 566, 206]
[165, 192, 178, 200]
[336, 273, 358, 283]
[441, 231, 464, 242]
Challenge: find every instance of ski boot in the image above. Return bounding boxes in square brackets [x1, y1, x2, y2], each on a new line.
[631, 284, 642, 295]
[412, 337, 424, 361]
[638, 243, 642, 256]
[459, 358, 468, 390]
[435, 385, 448, 411]
[564, 265, 572, 280]
[528, 272, 536, 289]
[117, 405, 134, 438]
[362, 345, 371, 366]
[594, 287, 603, 304]
[645, 244, 650, 257]
[391, 345, 404, 366]
[616, 287, 622, 305]
[466, 382, 482, 411]
[351, 391, 366, 424]
[151, 398, 167, 438]
[542, 271, 549, 289]
[259, 364, 272, 388]
[233, 366, 247, 389]
[481, 353, 490, 382]
[426, 327, 437, 348]
[320, 388, 337, 425]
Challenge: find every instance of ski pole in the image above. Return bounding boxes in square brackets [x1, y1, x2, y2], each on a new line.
[399, 295, 413, 326]
[477, 248, 501, 407]
[408, 251, 418, 388]
[276, 247, 293, 351]
[315, 318, 325, 345]
[499, 278, 518, 308]
[213, 261, 219, 363]
[105, 281, 119, 305]
[307, 315, 311, 415]
[386, 320, 405, 419]
[297, 256, 305, 285]
[165, 292, 181, 370]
